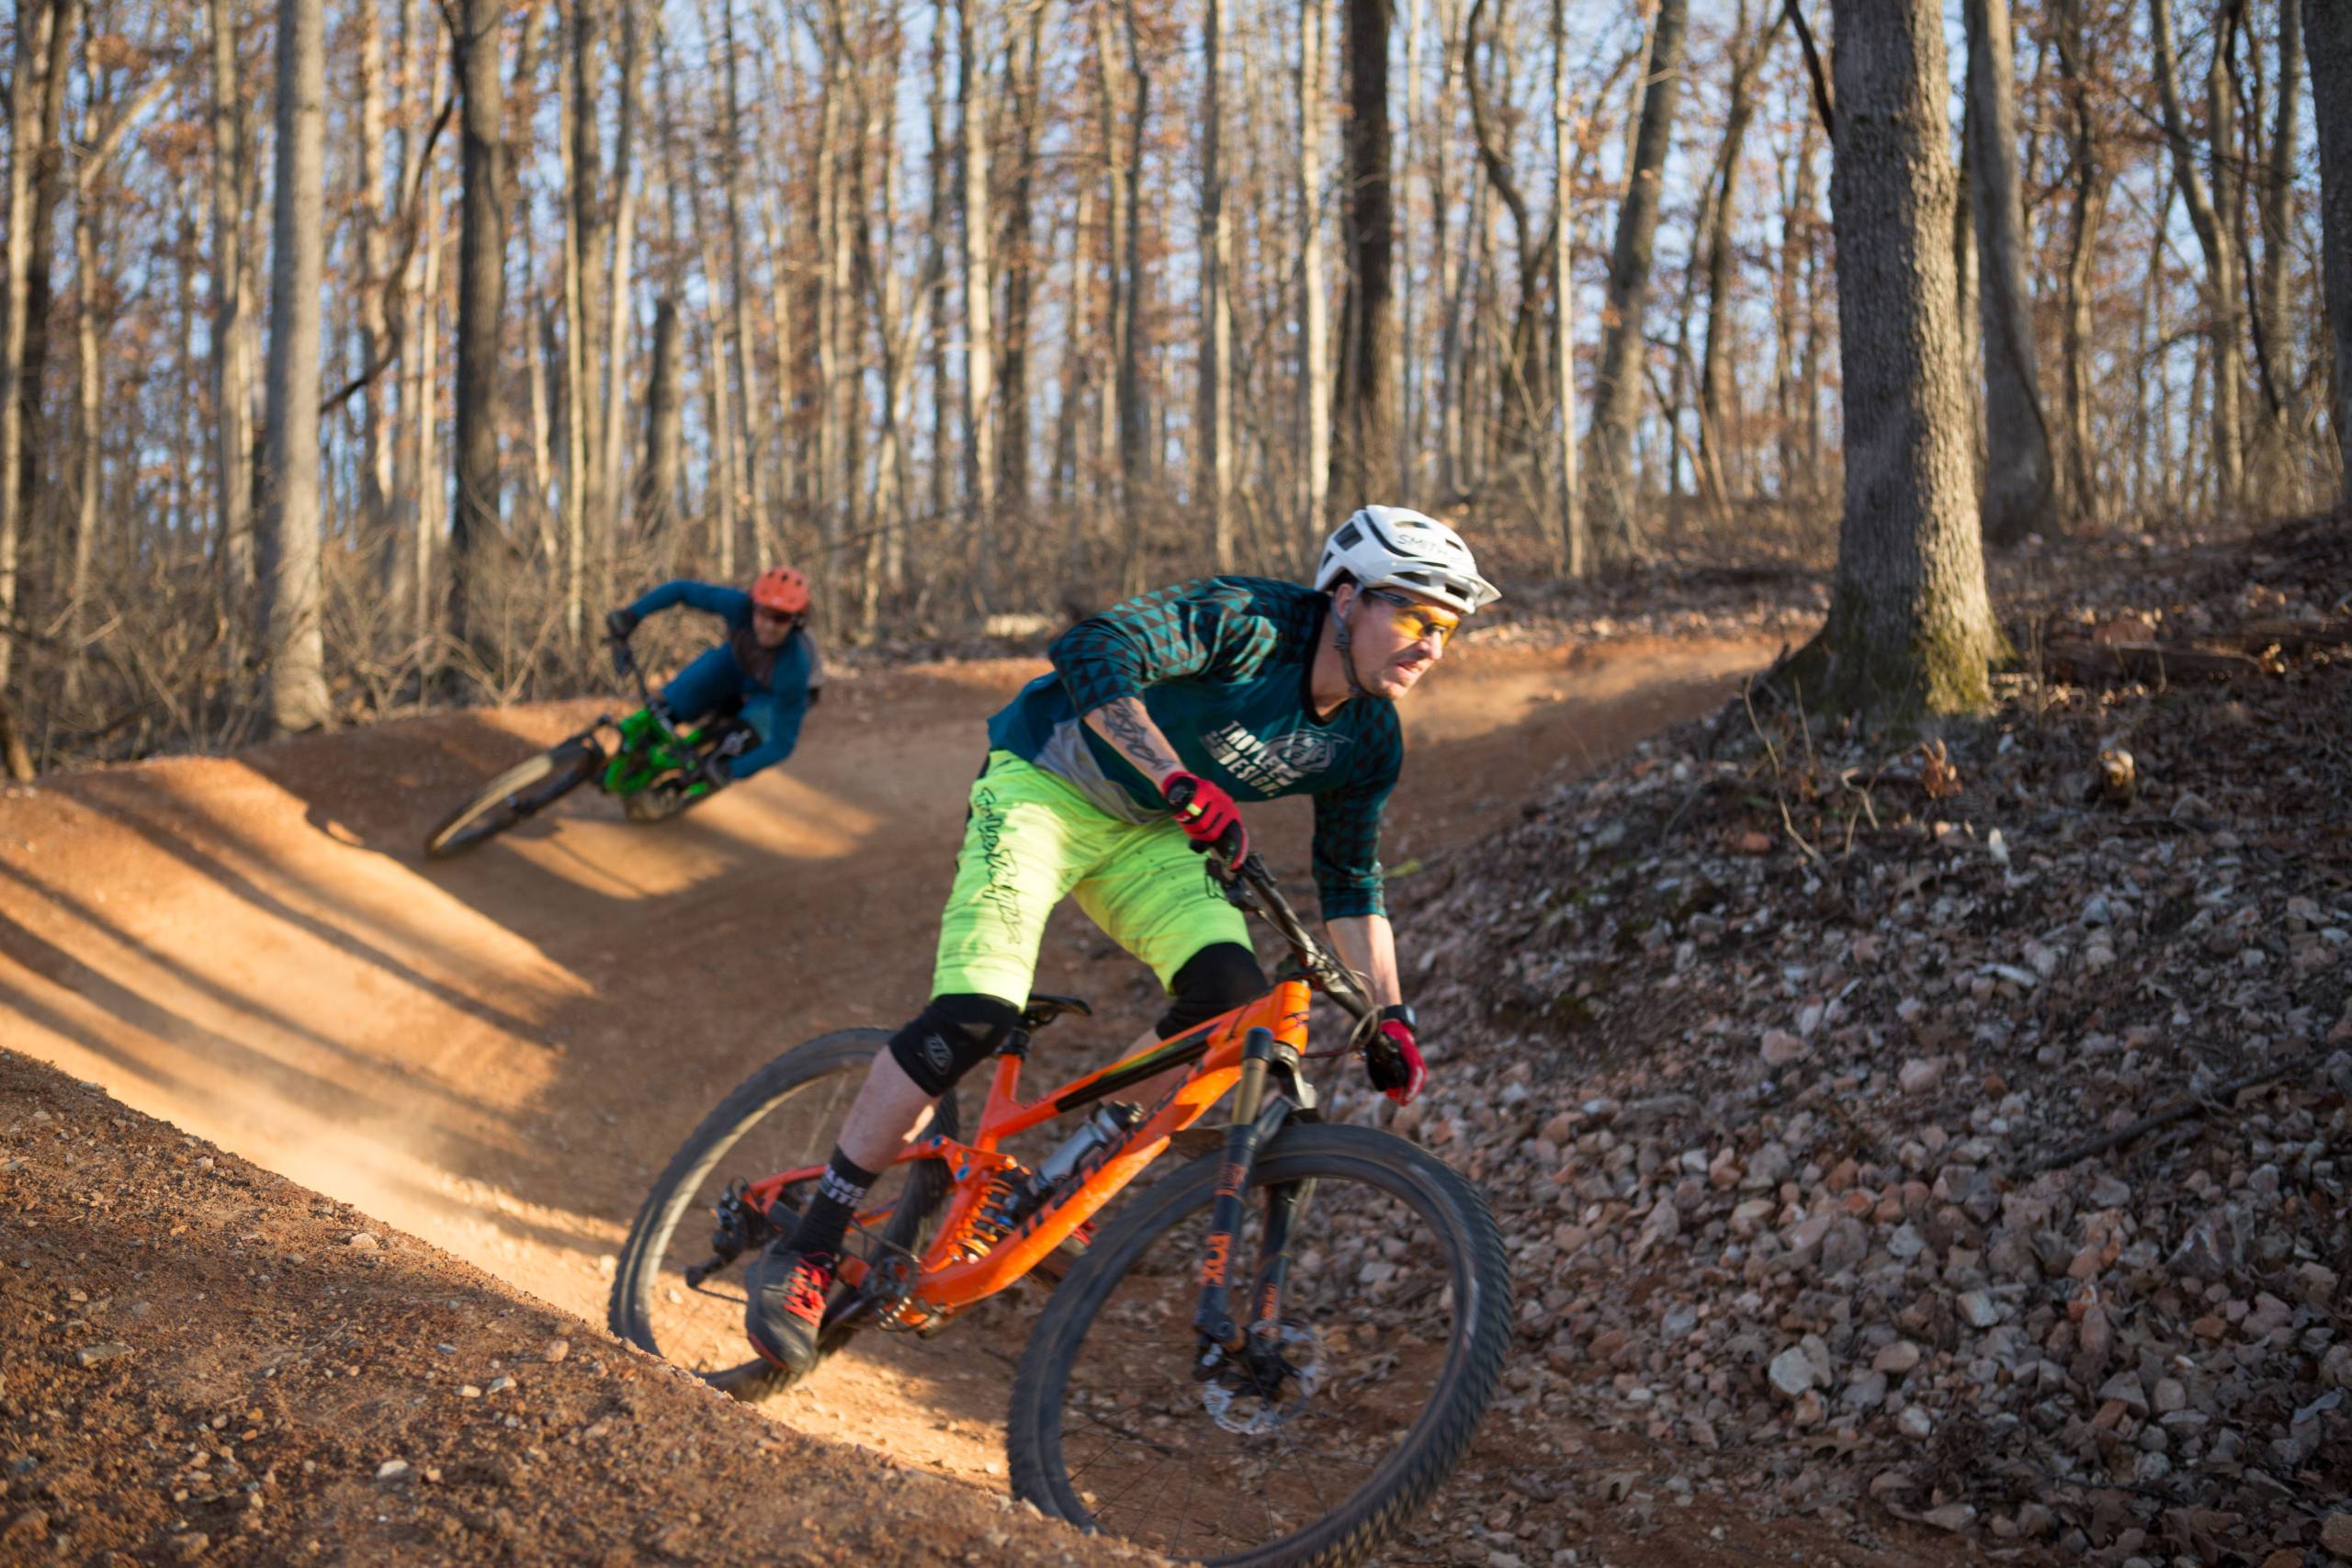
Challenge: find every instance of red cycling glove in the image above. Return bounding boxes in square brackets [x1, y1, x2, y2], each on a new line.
[1363, 1007, 1427, 1105]
[1160, 772, 1249, 868]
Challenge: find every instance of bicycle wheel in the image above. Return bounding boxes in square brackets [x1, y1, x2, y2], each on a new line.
[1006, 1123, 1510, 1568]
[608, 1030, 959, 1402]
[423, 739, 602, 859]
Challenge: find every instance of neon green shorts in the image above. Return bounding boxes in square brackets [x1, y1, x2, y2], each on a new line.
[933, 750, 1251, 1006]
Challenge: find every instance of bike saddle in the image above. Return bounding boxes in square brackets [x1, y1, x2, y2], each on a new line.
[1020, 993, 1092, 1030]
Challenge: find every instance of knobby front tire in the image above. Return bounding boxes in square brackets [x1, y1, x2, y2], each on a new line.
[423, 739, 601, 859]
[1005, 1122, 1511, 1568]
[607, 1029, 958, 1402]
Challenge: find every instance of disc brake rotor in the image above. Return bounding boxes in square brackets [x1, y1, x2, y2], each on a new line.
[1201, 1320, 1325, 1437]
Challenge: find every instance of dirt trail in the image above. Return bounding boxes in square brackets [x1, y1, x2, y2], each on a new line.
[0, 634, 1777, 1558]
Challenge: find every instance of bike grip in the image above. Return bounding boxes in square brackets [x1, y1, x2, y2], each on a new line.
[1162, 774, 1197, 810]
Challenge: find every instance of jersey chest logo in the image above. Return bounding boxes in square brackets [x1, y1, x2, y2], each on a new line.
[1202, 722, 1344, 792]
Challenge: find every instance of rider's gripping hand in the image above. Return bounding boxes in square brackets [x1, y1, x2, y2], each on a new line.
[702, 728, 752, 784]
[605, 606, 640, 641]
[1160, 771, 1248, 868]
[1363, 1004, 1427, 1106]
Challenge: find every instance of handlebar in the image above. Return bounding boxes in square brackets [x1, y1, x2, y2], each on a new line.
[608, 633, 685, 747]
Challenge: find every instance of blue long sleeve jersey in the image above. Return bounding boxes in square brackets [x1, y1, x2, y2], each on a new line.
[986, 576, 1402, 920]
[624, 580, 824, 777]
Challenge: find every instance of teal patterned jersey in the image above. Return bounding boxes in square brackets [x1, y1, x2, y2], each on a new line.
[986, 577, 1402, 919]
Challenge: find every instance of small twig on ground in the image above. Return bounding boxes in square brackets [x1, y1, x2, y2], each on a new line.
[2021, 1053, 2319, 1176]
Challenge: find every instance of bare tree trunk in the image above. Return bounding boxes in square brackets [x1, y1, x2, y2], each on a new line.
[15, 0, 80, 609]
[559, 68, 589, 635]
[1964, 0, 2054, 545]
[260, 0, 331, 731]
[601, 4, 645, 546]
[412, 160, 443, 649]
[1805, 0, 1999, 720]
[1700, 5, 1781, 513]
[356, 0, 395, 570]
[2052, 0, 2107, 525]
[2312, 0, 2352, 486]
[1583, 0, 1687, 561]
[1398, 0, 1426, 492]
[0, 0, 58, 693]
[925, 3, 953, 532]
[2151, 0, 2245, 512]
[1200, 0, 1236, 570]
[1000, 0, 1046, 515]
[1551, 0, 1580, 575]
[2253, 0, 2302, 502]
[1298, 0, 1332, 547]
[719, 0, 773, 560]
[639, 295, 684, 541]
[960, 0, 998, 596]
[1329, 0, 1396, 513]
[67, 90, 103, 693]
[1090, 1, 1132, 539]
[1116, 0, 1150, 537]
[814, 37, 843, 601]
[450, 0, 508, 655]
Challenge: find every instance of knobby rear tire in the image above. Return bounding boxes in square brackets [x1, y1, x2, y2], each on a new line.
[423, 739, 601, 859]
[1005, 1122, 1511, 1568]
[607, 1029, 958, 1402]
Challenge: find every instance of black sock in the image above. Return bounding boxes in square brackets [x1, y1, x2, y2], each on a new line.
[783, 1148, 880, 1259]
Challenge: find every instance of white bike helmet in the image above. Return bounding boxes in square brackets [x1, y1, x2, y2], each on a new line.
[1313, 506, 1500, 615]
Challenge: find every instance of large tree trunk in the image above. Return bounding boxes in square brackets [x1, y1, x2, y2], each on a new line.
[450, 0, 508, 656]
[1964, 0, 2054, 545]
[2150, 0, 2245, 512]
[1805, 0, 2000, 721]
[1329, 0, 1395, 513]
[0, 0, 58, 694]
[2313, 0, 2352, 488]
[1298, 0, 1332, 548]
[260, 0, 331, 732]
[1582, 0, 1687, 561]
[15, 0, 79, 599]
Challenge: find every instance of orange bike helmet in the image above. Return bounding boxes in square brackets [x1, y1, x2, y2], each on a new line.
[752, 566, 810, 616]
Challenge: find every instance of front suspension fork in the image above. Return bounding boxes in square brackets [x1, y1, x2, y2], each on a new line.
[1193, 1027, 1306, 1374]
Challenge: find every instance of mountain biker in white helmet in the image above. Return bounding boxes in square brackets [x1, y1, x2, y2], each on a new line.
[741, 505, 1500, 1378]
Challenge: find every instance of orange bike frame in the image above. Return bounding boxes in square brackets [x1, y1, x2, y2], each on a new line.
[744, 978, 1314, 1327]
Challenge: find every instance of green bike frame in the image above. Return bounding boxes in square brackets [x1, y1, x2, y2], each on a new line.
[604, 706, 726, 804]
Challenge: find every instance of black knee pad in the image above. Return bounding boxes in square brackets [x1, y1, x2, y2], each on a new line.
[1157, 942, 1269, 1039]
[888, 993, 1023, 1096]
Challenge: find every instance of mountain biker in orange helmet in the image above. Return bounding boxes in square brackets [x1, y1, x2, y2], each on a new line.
[741, 507, 1500, 1379]
[605, 567, 824, 788]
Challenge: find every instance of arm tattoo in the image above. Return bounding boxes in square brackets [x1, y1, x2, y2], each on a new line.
[1092, 697, 1180, 782]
